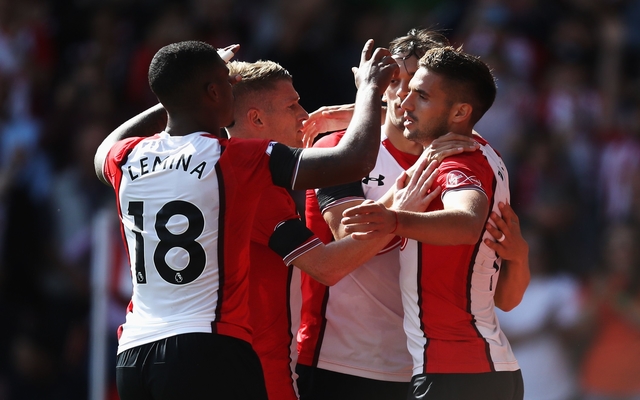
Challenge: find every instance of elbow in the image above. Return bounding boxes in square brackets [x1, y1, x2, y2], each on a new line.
[495, 292, 525, 312]
[311, 271, 341, 287]
[496, 302, 516, 312]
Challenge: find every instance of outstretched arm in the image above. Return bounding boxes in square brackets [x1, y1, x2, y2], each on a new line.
[484, 202, 530, 311]
[293, 40, 398, 189]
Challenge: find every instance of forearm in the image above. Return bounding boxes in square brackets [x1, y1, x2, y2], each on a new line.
[395, 209, 484, 245]
[494, 258, 530, 311]
[294, 234, 392, 286]
[294, 86, 382, 189]
[94, 103, 167, 183]
[102, 103, 166, 149]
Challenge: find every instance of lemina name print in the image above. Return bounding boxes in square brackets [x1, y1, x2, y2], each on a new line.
[128, 153, 208, 181]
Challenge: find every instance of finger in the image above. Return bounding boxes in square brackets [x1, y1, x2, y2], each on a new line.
[489, 212, 510, 236]
[422, 164, 440, 192]
[485, 220, 506, 241]
[351, 67, 359, 88]
[498, 202, 519, 224]
[484, 237, 500, 251]
[342, 202, 378, 218]
[351, 231, 383, 241]
[395, 171, 409, 190]
[407, 157, 430, 188]
[423, 184, 442, 204]
[343, 221, 382, 233]
[415, 160, 438, 193]
[360, 39, 375, 63]
[341, 212, 384, 227]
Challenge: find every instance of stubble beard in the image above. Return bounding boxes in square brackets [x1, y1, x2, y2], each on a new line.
[405, 116, 450, 146]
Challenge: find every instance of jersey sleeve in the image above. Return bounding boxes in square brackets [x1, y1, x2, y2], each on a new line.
[316, 181, 364, 214]
[269, 219, 320, 266]
[268, 142, 304, 188]
[436, 152, 493, 199]
[103, 136, 148, 186]
[252, 185, 321, 266]
[308, 130, 365, 212]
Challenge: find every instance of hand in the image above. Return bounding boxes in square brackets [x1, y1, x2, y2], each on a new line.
[392, 158, 441, 212]
[422, 132, 479, 163]
[354, 39, 399, 96]
[301, 104, 355, 147]
[341, 200, 395, 240]
[484, 202, 528, 262]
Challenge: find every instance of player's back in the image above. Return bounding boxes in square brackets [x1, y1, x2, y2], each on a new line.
[104, 132, 277, 353]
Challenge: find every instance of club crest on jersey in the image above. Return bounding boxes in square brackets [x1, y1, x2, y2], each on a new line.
[266, 141, 276, 155]
[445, 170, 482, 189]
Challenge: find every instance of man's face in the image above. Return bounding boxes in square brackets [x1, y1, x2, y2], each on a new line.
[400, 67, 452, 145]
[385, 55, 419, 131]
[259, 80, 308, 147]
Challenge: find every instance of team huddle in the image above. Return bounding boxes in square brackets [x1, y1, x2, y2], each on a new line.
[94, 28, 530, 400]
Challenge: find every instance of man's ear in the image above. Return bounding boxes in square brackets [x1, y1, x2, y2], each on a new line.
[450, 103, 472, 124]
[247, 108, 264, 128]
[205, 82, 219, 102]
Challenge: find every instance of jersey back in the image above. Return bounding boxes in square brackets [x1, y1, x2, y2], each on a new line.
[104, 132, 283, 352]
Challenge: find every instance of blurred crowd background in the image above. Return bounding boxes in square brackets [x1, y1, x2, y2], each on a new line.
[0, 0, 639, 399]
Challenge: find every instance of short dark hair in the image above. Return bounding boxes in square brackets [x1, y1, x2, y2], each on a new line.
[227, 60, 292, 100]
[389, 28, 450, 59]
[148, 40, 222, 106]
[419, 46, 497, 125]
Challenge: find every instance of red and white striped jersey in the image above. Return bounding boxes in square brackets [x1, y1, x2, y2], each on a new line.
[299, 131, 417, 382]
[103, 131, 300, 354]
[399, 137, 519, 375]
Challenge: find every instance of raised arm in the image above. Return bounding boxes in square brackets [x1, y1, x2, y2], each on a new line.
[94, 103, 168, 185]
[292, 40, 398, 189]
[484, 202, 530, 311]
[94, 45, 240, 185]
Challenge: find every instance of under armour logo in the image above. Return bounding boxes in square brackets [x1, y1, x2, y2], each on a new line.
[137, 272, 145, 282]
[175, 273, 183, 283]
[362, 174, 385, 186]
[498, 169, 504, 181]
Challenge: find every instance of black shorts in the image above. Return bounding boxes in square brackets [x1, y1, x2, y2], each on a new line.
[296, 363, 410, 400]
[116, 333, 268, 400]
[407, 370, 524, 400]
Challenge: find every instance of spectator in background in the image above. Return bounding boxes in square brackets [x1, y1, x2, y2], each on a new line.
[577, 222, 640, 400]
[496, 227, 582, 400]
